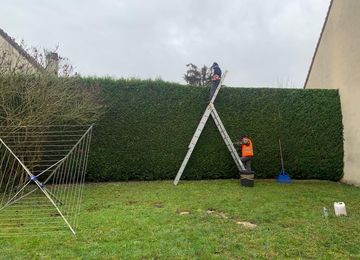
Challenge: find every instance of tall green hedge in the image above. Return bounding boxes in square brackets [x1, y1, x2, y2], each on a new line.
[84, 78, 343, 181]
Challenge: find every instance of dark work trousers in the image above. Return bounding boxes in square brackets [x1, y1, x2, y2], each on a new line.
[240, 156, 252, 172]
[209, 80, 220, 101]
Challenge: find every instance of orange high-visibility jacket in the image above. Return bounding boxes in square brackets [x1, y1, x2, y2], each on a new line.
[242, 139, 254, 157]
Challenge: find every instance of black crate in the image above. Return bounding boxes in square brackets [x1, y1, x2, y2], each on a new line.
[240, 174, 254, 187]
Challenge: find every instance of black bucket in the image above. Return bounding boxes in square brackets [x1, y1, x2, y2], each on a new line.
[240, 174, 254, 187]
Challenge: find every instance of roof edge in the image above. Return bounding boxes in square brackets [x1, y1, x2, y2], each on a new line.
[0, 28, 45, 73]
[303, 0, 334, 89]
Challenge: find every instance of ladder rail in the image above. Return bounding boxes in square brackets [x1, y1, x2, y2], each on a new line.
[209, 71, 228, 104]
[210, 106, 245, 171]
[186, 69, 228, 148]
[211, 113, 241, 170]
[187, 106, 212, 148]
[173, 107, 212, 184]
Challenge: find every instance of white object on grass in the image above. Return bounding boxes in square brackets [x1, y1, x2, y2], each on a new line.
[334, 202, 347, 216]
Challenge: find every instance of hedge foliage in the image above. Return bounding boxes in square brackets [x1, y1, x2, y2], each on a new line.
[83, 78, 343, 182]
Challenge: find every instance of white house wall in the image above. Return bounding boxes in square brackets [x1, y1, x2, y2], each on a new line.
[305, 0, 360, 186]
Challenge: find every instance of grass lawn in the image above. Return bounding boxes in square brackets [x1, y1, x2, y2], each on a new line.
[0, 180, 360, 259]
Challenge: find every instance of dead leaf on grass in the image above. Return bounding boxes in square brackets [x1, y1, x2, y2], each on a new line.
[206, 208, 256, 228]
[153, 202, 165, 208]
[177, 209, 191, 215]
[206, 208, 228, 219]
[236, 221, 257, 229]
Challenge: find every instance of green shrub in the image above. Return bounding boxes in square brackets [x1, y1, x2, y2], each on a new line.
[85, 78, 343, 182]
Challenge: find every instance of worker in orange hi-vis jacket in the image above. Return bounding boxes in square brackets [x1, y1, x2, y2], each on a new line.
[234, 135, 254, 173]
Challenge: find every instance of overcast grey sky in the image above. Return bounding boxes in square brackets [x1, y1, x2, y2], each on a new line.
[1, 0, 330, 87]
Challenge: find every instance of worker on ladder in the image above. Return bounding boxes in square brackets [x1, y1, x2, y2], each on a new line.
[235, 135, 254, 173]
[209, 62, 222, 101]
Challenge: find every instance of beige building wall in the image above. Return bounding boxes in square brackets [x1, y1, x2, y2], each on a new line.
[0, 34, 39, 74]
[305, 0, 360, 185]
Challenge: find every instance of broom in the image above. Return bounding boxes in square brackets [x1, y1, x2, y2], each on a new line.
[277, 139, 292, 183]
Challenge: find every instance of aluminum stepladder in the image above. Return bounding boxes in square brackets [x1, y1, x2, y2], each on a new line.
[174, 71, 246, 185]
